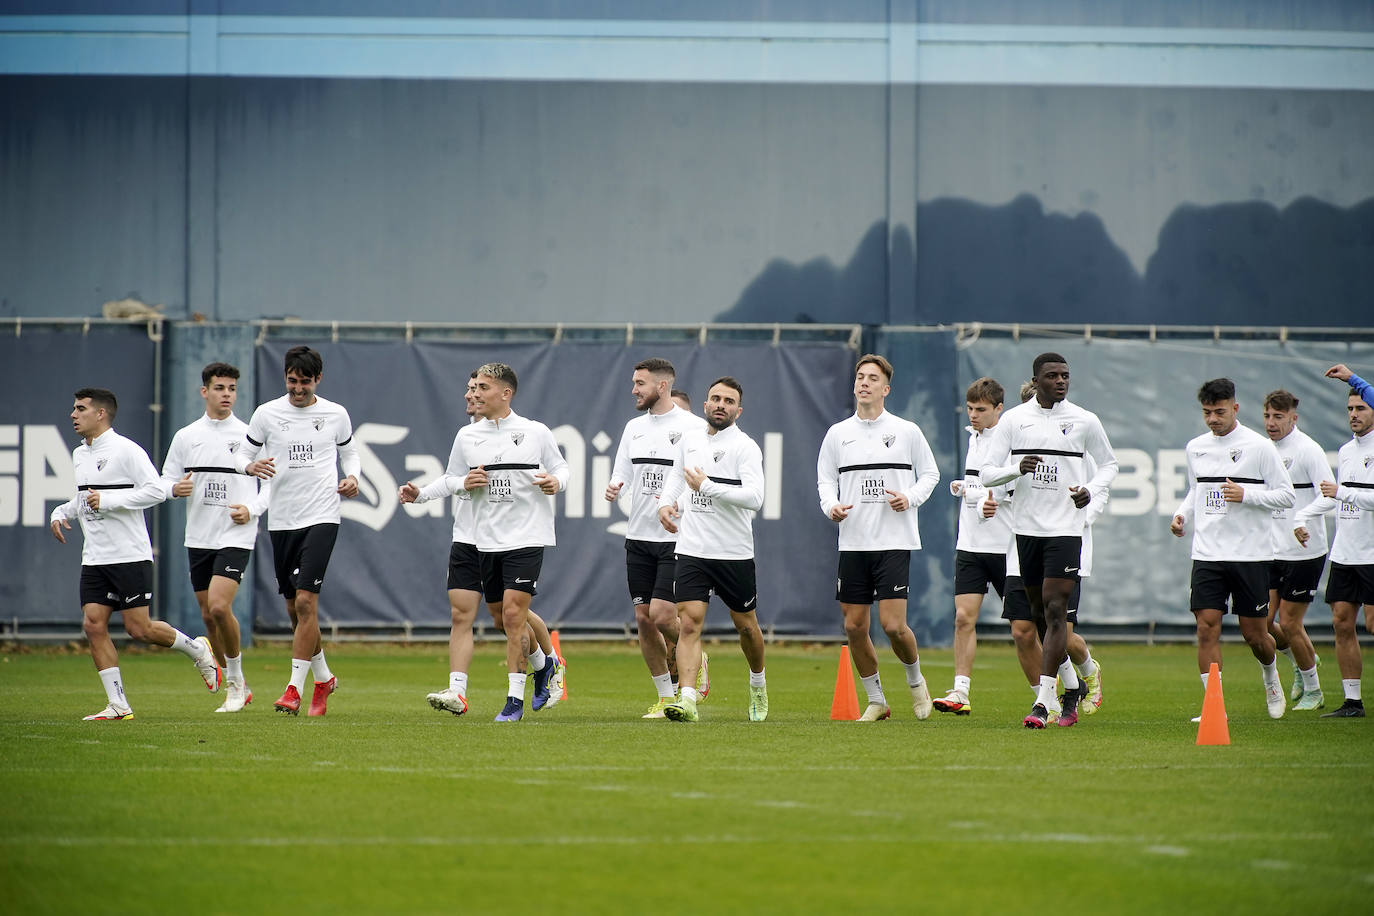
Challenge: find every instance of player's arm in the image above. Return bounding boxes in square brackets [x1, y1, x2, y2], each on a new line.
[698, 441, 764, 510]
[534, 425, 570, 494]
[335, 412, 361, 495]
[1327, 365, 1374, 408]
[1332, 478, 1374, 509]
[815, 428, 847, 519]
[1240, 445, 1296, 510]
[159, 429, 192, 499]
[1082, 418, 1119, 505]
[409, 432, 467, 503]
[100, 447, 167, 511]
[979, 419, 1020, 487]
[606, 424, 633, 500]
[235, 407, 274, 478]
[902, 427, 940, 508]
[1171, 452, 1197, 536]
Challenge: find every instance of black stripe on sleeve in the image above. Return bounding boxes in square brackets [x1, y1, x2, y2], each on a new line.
[838, 462, 914, 473]
[1011, 448, 1084, 458]
[184, 466, 239, 474]
[484, 463, 541, 471]
[338, 436, 352, 447]
[246, 434, 262, 446]
[1292, 482, 1314, 489]
[631, 458, 675, 467]
[80, 483, 135, 491]
[964, 468, 980, 477]
[1345, 481, 1374, 490]
[1195, 476, 1265, 484]
[706, 476, 742, 485]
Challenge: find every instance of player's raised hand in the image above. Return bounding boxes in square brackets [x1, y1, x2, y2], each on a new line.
[982, 494, 998, 518]
[172, 472, 194, 498]
[1326, 364, 1353, 382]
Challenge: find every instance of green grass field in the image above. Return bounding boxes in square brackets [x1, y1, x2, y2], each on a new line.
[2, 641, 1371, 915]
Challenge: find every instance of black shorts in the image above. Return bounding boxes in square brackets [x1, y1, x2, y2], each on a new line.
[269, 523, 339, 599]
[1326, 563, 1374, 606]
[626, 539, 676, 605]
[1015, 535, 1082, 587]
[447, 541, 483, 593]
[1190, 560, 1270, 617]
[479, 546, 543, 604]
[836, 550, 911, 604]
[80, 561, 154, 610]
[954, 550, 1006, 598]
[1000, 575, 1079, 624]
[1269, 556, 1326, 604]
[675, 555, 758, 614]
[187, 546, 252, 591]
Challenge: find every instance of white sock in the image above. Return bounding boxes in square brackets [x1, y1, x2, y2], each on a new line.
[1343, 679, 1361, 702]
[860, 673, 886, 705]
[652, 673, 675, 699]
[748, 669, 766, 688]
[449, 671, 468, 696]
[507, 672, 527, 699]
[901, 658, 924, 687]
[1300, 666, 1320, 692]
[1036, 675, 1058, 711]
[289, 658, 310, 692]
[1277, 646, 1295, 664]
[1260, 659, 1280, 687]
[310, 650, 333, 682]
[681, 686, 700, 704]
[1200, 671, 1210, 690]
[169, 630, 202, 659]
[1029, 682, 1040, 694]
[1074, 653, 1096, 680]
[99, 666, 129, 709]
[527, 646, 548, 672]
[1058, 657, 1080, 691]
[225, 654, 243, 682]
[954, 675, 971, 696]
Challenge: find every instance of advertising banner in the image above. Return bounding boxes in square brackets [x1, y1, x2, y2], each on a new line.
[251, 339, 859, 636]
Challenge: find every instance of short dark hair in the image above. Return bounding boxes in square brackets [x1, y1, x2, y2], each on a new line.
[476, 362, 518, 393]
[284, 345, 323, 379]
[1032, 352, 1068, 377]
[707, 376, 743, 401]
[74, 387, 118, 421]
[1198, 378, 1236, 405]
[1264, 389, 1299, 412]
[201, 362, 240, 387]
[671, 388, 690, 401]
[634, 357, 676, 379]
[855, 354, 893, 382]
[966, 377, 1004, 407]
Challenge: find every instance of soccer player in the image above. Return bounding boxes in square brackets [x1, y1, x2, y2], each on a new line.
[604, 358, 710, 718]
[236, 346, 357, 717]
[1170, 378, 1294, 719]
[50, 388, 220, 720]
[817, 354, 938, 721]
[981, 353, 1118, 728]
[1261, 390, 1328, 710]
[1294, 389, 1374, 718]
[1325, 364, 1374, 409]
[659, 377, 769, 722]
[400, 374, 563, 717]
[933, 377, 1010, 715]
[161, 362, 269, 713]
[402, 362, 567, 722]
[671, 389, 693, 413]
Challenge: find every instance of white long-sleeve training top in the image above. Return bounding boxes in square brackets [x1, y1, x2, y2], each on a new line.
[816, 410, 940, 552]
[981, 398, 1118, 538]
[1002, 457, 1109, 577]
[410, 411, 570, 552]
[608, 405, 707, 543]
[661, 423, 764, 561]
[161, 413, 270, 550]
[51, 428, 165, 565]
[1295, 430, 1374, 566]
[415, 422, 478, 545]
[1269, 426, 1332, 561]
[234, 394, 361, 531]
[1175, 422, 1295, 562]
[954, 424, 1013, 554]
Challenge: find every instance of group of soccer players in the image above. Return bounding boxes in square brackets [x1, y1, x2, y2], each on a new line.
[50, 345, 1374, 725]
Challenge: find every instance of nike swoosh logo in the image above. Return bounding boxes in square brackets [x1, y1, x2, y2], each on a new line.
[1020, 423, 1035, 429]
[633, 434, 645, 439]
[224, 567, 240, 573]
[515, 578, 531, 584]
[894, 585, 907, 592]
[1064, 567, 1078, 574]
[842, 439, 856, 446]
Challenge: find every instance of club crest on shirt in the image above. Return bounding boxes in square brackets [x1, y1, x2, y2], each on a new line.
[227, 441, 240, 453]
[882, 434, 895, 448]
[1365, 456, 1374, 469]
[1229, 449, 1242, 462]
[669, 432, 681, 445]
[97, 458, 108, 471]
[511, 432, 525, 446]
[1059, 422, 1074, 435]
[312, 418, 326, 431]
[1283, 457, 1293, 469]
[713, 450, 725, 463]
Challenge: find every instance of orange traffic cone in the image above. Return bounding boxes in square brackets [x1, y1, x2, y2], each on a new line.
[550, 629, 568, 701]
[831, 645, 861, 721]
[1196, 662, 1229, 746]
